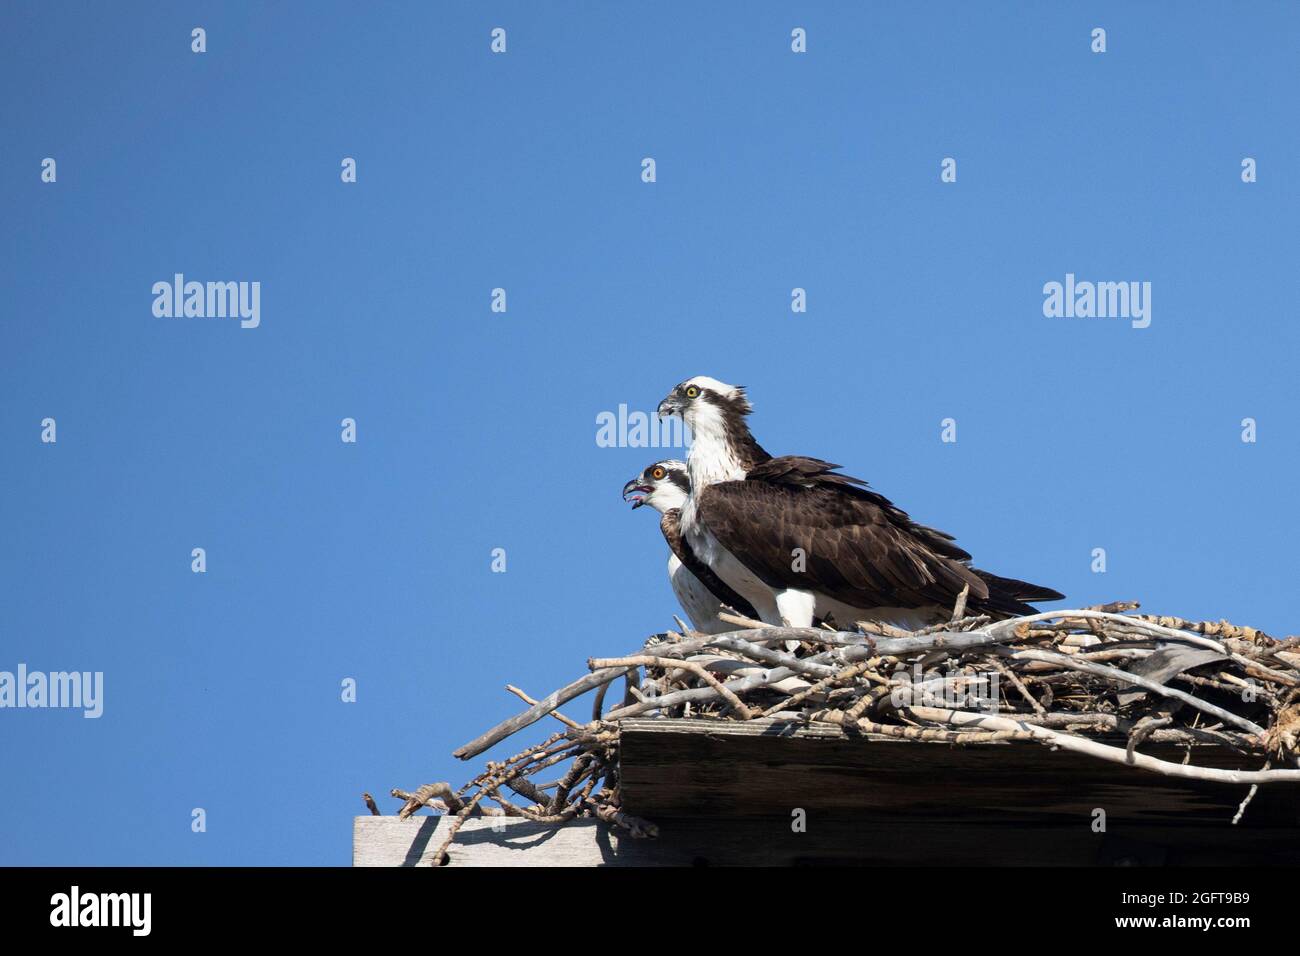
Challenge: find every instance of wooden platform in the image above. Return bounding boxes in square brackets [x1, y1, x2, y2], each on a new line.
[355, 718, 1300, 866]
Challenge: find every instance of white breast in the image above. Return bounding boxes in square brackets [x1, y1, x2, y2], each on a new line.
[667, 554, 730, 634]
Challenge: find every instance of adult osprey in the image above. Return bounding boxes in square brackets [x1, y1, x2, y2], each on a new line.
[623, 459, 759, 633]
[656, 376, 1063, 629]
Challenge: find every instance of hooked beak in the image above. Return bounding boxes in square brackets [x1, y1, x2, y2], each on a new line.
[657, 394, 682, 419]
[622, 477, 652, 509]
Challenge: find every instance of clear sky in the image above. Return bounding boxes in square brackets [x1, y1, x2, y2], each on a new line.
[2, 2, 1298, 865]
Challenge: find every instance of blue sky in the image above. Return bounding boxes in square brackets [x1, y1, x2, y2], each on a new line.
[1, 2, 1297, 864]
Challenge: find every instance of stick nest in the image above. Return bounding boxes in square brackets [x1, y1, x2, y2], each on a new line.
[382, 599, 1300, 864]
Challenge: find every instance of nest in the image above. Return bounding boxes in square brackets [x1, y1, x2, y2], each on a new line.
[377, 598, 1300, 864]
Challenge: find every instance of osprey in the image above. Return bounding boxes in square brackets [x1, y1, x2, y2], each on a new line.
[656, 376, 1064, 629]
[623, 459, 759, 633]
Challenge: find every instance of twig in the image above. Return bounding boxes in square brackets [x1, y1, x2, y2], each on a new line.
[951, 584, 970, 622]
[1126, 715, 1174, 763]
[455, 665, 635, 759]
[906, 707, 1300, 784]
[392, 782, 466, 819]
[505, 684, 584, 731]
[589, 655, 754, 719]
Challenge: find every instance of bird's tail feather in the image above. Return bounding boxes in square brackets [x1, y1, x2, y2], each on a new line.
[969, 568, 1064, 618]
[973, 569, 1063, 602]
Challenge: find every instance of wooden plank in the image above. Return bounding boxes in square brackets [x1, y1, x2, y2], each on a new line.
[616, 717, 1300, 864]
[618, 717, 1297, 821]
[353, 816, 653, 867]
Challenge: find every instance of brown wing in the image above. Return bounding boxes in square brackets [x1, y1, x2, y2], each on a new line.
[745, 456, 972, 562]
[660, 509, 759, 621]
[696, 474, 989, 612]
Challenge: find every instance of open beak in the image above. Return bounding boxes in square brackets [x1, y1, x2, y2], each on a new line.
[622, 478, 652, 509]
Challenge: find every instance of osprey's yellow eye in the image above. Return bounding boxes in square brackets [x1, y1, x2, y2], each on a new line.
[651, 466, 666, 480]
[685, 385, 699, 399]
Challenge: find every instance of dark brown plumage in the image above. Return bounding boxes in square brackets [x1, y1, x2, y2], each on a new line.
[697, 455, 1063, 620]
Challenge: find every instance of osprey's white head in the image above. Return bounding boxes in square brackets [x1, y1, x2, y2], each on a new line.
[657, 376, 768, 493]
[655, 376, 752, 440]
[622, 459, 690, 513]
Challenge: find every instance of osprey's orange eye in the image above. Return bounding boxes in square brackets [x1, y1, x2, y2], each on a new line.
[685, 385, 699, 398]
[651, 467, 666, 480]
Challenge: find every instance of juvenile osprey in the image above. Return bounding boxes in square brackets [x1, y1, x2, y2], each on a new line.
[657, 376, 1063, 629]
[623, 459, 759, 633]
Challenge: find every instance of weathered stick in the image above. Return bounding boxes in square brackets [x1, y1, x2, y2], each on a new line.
[392, 782, 463, 819]
[590, 655, 754, 719]
[454, 667, 632, 760]
[505, 684, 585, 731]
[997, 646, 1268, 737]
[906, 707, 1300, 783]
